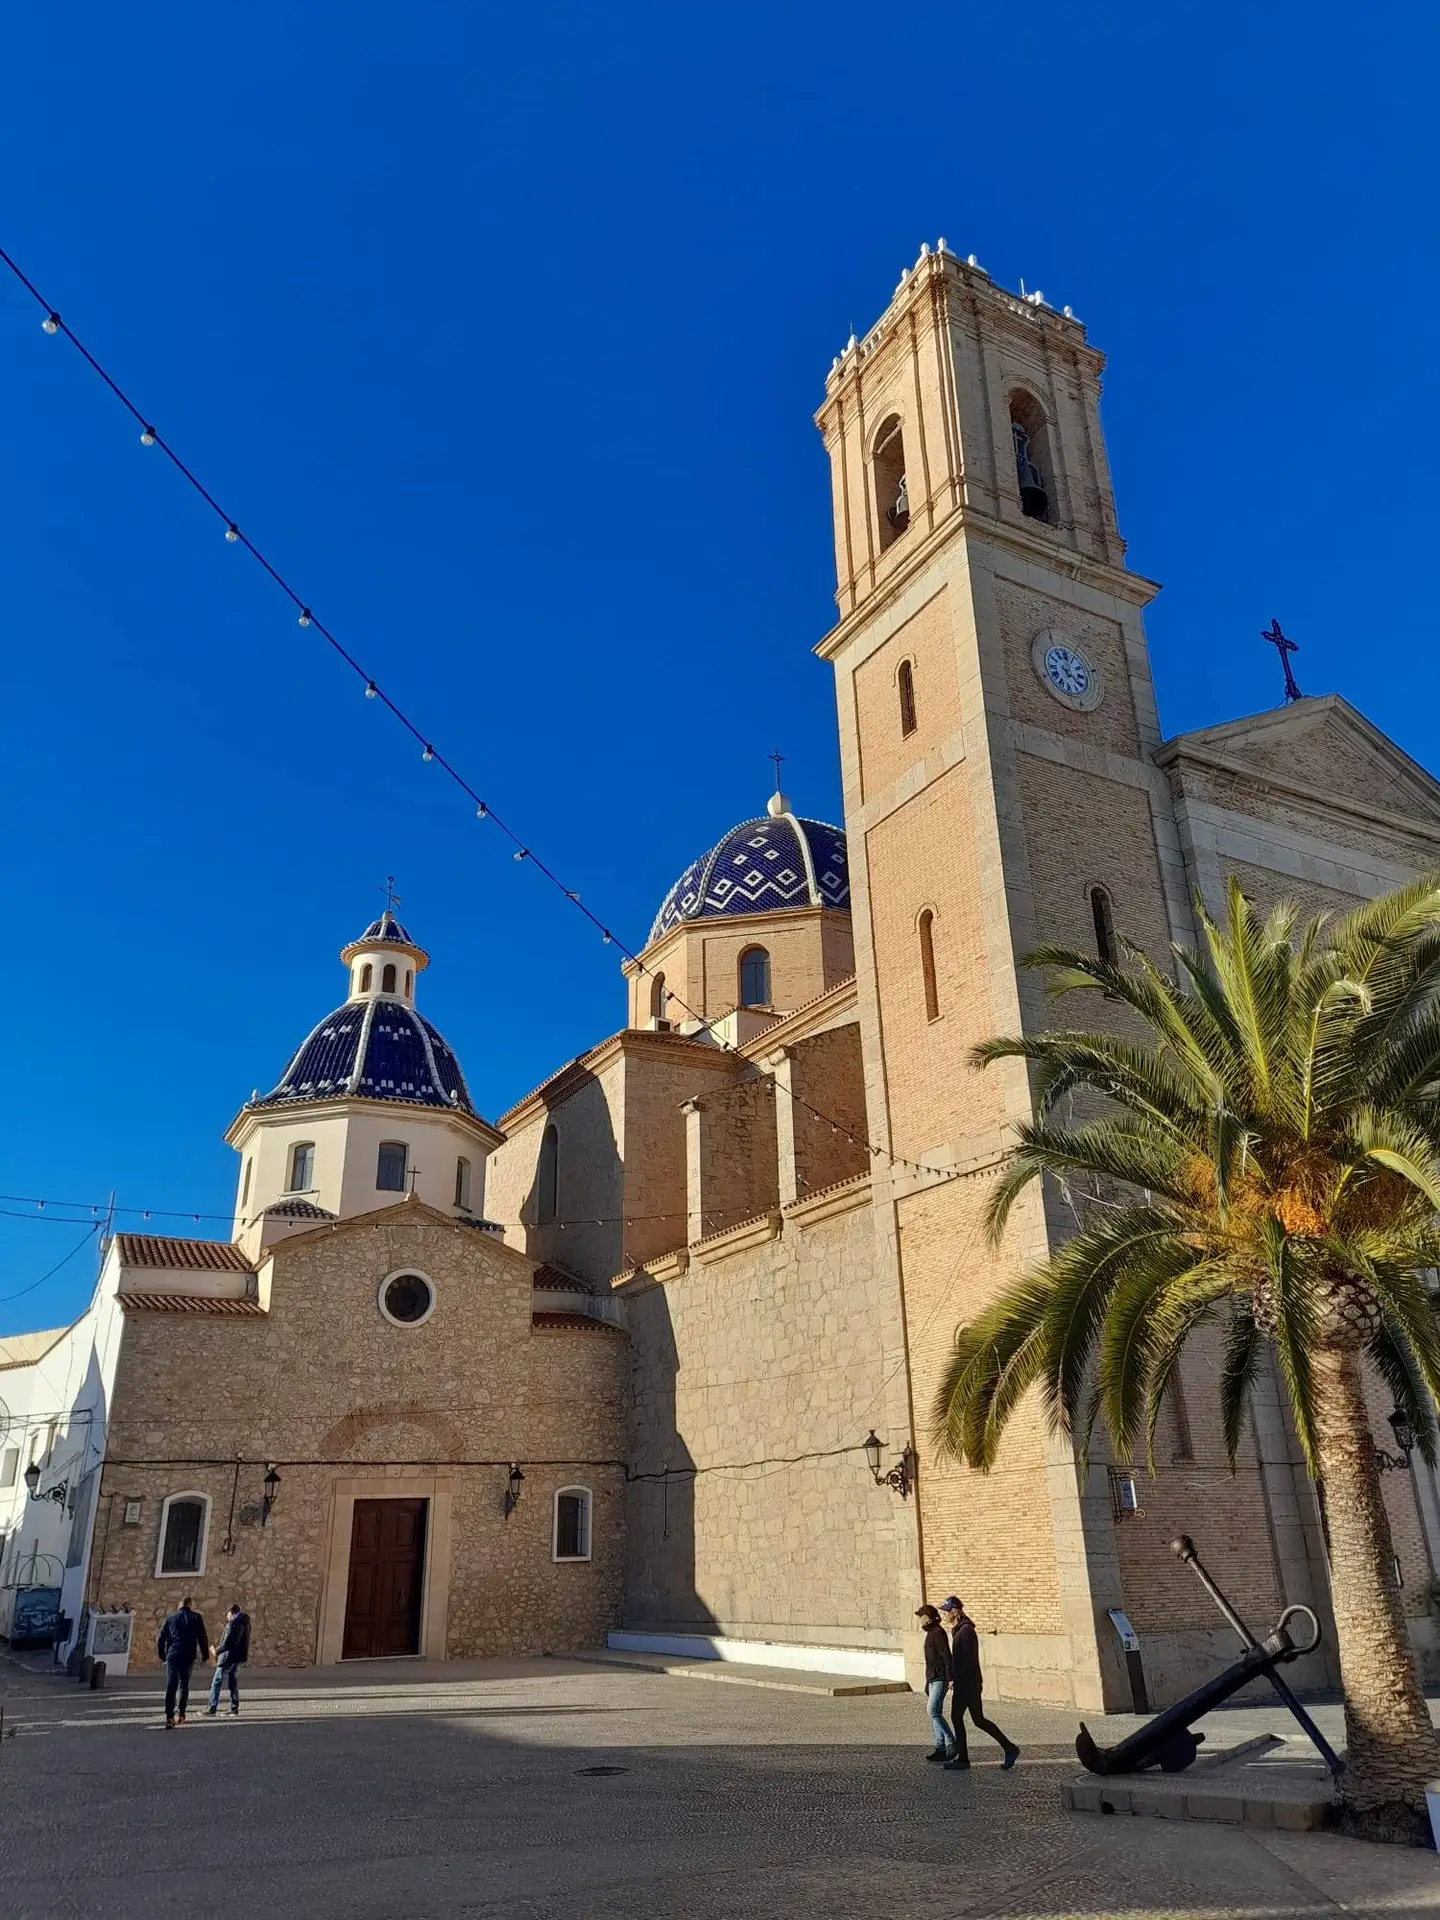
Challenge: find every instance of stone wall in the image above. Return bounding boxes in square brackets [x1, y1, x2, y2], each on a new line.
[619, 1188, 903, 1650]
[91, 1206, 627, 1669]
[684, 1078, 778, 1240]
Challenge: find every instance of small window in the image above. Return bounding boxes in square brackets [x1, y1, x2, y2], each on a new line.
[157, 1494, 208, 1577]
[1009, 391, 1053, 522]
[537, 1125, 559, 1225]
[382, 962, 398, 994]
[287, 1141, 315, 1193]
[897, 658, 918, 738]
[873, 414, 909, 551]
[378, 1270, 435, 1326]
[405, 968, 413, 1000]
[359, 962, 373, 993]
[454, 1155, 472, 1210]
[241, 1158, 253, 1208]
[918, 909, 940, 1022]
[649, 971, 668, 1023]
[0, 1448, 17, 1490]
[739, 946, 771, 1009]
[1090, 886, 1117, 967]
[377, 1141, 408, 1192]
[553, 1487, 592, 1562]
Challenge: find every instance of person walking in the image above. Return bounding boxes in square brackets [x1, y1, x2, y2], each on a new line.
[939, 1596, 1018, 1772]
[156, 1595, 211, 1729]
[205, 1603, 250, 1717]
[914, 1604, 956, 1763]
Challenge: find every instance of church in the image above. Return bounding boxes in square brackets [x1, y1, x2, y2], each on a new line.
[5, 243, 1440, 1705]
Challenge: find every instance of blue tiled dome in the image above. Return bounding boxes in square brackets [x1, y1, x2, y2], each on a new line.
[649, 805, 850, 944]
[254, 999, 474, 1114]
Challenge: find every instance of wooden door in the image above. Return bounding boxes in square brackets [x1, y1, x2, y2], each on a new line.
[342, 1498, 428, 1659]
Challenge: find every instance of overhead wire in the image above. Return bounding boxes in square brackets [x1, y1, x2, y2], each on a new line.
[0, 244, 972, 1193]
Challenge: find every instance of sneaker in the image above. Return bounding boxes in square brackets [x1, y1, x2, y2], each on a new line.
[228, 1706, 239, 1716]
[1001, 1745, 1020, 1770]
[204, 1707, 218, 1717]
[164, 1717, 174, 1730]
[943, 1756, 971, 1771]
[925, 1748, 948, 1763]
[176, 1714, 186, 1726]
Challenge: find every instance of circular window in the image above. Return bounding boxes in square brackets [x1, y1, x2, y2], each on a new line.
[378, 1271, 435, 1327]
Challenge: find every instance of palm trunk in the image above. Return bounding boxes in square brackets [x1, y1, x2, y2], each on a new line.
[1310, 1345, 1436, 1840]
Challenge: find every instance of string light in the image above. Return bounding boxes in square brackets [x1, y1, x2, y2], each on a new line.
[0, 242, 970, 1193]
[140, 426, 157, 447]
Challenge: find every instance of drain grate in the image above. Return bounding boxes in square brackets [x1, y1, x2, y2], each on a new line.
[576, 1765, 629, 1776]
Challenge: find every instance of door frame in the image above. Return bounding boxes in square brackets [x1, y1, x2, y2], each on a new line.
[317, 1474, 454, 1665]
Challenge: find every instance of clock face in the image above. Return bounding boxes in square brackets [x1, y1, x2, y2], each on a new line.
[1031, 629, 1104, 711]
[1045, 645, 1090, 697]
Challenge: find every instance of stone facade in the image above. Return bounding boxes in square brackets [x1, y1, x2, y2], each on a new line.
[89, 1204, 627, 1670]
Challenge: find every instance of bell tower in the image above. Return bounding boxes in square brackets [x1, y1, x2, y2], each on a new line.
[817, 245, 1195, 1709]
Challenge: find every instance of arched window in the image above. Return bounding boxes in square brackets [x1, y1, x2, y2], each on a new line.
[241, 1159, 253, 1208]
[454, 1156, 472, 1210]
[873, 415, 909, 551]
[1090, 885, 1117, 967]
[405, 968, 413, 1000]
[553, 1486, 593, 1562]
[382, 962, 397, 994]
[918, 909, 940, 1021]
[156, 1493, 209, 1577]
[537, 1125, 559, 1224]
[1008, 391, 1052, 522]
[376, 1140, 408, 1192]
[739, 947, 771, 1009]
[897, 658, 918, 738]
[649, 972, 668, 1025]
[287, 1141, 315, 1192]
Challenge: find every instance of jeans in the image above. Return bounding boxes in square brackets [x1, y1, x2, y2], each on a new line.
[164, 1656, 195, 1720]
[951, 1687, 1013, 1760]
[925, 1678, 954, 1752]
[208, 1659, 240, 1711]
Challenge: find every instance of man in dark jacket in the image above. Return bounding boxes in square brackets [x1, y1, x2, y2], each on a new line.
[206, 1604, 251, 1717]
[914, 1604, 955, 1761]
[939, 1596, 1018, 1771]
[156, 1597, 211, 1728]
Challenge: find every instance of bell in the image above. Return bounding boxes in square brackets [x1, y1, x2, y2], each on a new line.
[886, 474, 910, 532]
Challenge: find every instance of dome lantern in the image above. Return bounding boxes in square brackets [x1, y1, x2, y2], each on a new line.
[339, 909, 429, 1006]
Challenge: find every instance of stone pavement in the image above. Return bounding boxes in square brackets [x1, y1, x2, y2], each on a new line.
[0, 1654, 1437, 1918]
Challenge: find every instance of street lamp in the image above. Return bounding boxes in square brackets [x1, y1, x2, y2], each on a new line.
[23, 1461, 68, 1505]
[862, 1431, 915, 1499]
[502, 1463, 524, 1519]
[261, 1464, 282, 1525]
[1375, 1407, 1415, 1474]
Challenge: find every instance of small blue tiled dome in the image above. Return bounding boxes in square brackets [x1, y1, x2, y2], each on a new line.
[254, 998, 474, 1114]
[649, 801, 850, 944]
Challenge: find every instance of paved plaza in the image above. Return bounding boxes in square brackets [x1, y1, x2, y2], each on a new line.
[0, 1655, 1437, 1918]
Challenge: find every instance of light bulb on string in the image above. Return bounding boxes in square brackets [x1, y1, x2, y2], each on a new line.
[364, 681, 377, 700]
[140, 426, 157, 447]
[225, 524, 240, 543]
[422, 744, 435, 762]
[298, 609, 311, 627]
[476, 803, 487, 819]
[42, 313, 60, 334]
[514, 848, 528, 862]
[601, 930, 613, 945]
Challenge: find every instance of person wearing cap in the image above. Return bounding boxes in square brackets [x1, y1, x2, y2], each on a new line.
[914, 1604, 956, 1762]
[939, 1596, 1019, 1772]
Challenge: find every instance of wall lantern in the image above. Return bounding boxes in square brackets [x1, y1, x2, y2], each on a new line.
[503, 1463, 525, 1519]
[23, 1460, 68, 1505]
[1376, 1407, 1415, 1474]
[862, 1431, 914, 1499]
[261, 1464, 282, 1525]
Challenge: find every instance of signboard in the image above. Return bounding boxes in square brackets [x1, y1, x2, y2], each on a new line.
[12, 1586, 61, 1646]
[1107, 1607, 1140, 1653]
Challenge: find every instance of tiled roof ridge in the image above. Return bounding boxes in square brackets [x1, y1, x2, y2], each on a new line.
[119, 1293, 266, 1316]
[786, 1168, 872, 1207]
[692, 1208, 776, 1249]
[531, 1309, 625, 1334]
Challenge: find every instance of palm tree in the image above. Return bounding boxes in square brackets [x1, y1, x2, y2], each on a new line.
[934, 877, 1440, 1841]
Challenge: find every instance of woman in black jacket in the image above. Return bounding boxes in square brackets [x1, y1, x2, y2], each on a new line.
[914, 1604, 955, 1761]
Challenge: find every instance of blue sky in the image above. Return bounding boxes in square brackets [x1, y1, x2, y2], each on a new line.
[1, 1, 1433, 1330]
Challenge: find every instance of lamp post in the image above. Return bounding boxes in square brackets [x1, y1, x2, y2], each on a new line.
[261, 1464, 281, 1525]
[1375, 1407, 1415, 1474]
[502, 1463, 524, 1519]
[23, 1461, 68, 1506]
[862, 1431, 915, 1499]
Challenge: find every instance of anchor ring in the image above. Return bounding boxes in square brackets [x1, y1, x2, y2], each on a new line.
[1275, 1603, 1321, 1656]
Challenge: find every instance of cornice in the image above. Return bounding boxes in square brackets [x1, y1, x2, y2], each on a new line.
[1156, 738, 1440, 851]
[742, 976, 858, 1057]
[226, 1093, 504, 1151]
[495, 1025, 734, 1133]
[782, 1171, 872, 1229]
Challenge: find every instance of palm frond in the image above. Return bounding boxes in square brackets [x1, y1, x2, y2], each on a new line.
[1219, 1304, 1263, 1468]
[1367, 1320, 1440, 1470]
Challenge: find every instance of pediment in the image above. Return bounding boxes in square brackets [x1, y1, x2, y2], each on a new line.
[1160, 696, 1440, 829]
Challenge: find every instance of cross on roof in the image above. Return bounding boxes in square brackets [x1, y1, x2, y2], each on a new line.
[380, 875, 403, 913]
[769, 749, 786, 794]
[1261, 620, 1302, 704]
